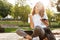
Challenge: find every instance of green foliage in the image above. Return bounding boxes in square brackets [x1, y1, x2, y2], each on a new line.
[5, 28, 17, 32]
[50, 21, 60, 28]
[0, 21, 30, 27]
[13, 0, 31, 22]
[19, 5, 31, 22]
[49, 13, 60, 28]
[14, 4, 31, 22]
[14, 4, 20, 19]
[55, 13, 60, 21]
[18, 22, 30, 27]
[46, 8, 54, 21]
[0, 0, 12, 18]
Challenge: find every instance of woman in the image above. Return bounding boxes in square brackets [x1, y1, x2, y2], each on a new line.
[30, 2, 56, 40]
[16, 2, 56, 40]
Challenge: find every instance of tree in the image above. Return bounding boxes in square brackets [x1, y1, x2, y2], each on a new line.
[14, 0, 31, 22]
[20, 5, 31, 22]
[46, 8, 54, 21]
[0, 0, 12, 18]
[0, 0, 12, 33]
[14, 4, 20, 19]
[14, 0, 26, 19]
[55, 13, 60, 21]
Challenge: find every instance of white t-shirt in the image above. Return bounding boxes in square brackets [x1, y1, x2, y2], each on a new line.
[32, 13, 48, 28]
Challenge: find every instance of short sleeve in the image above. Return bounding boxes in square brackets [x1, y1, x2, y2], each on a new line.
[43, 12, 48, 19]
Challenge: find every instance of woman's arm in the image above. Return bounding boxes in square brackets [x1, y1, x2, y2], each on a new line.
[30, 15, 34, 29]
[41, 19, 49, 27]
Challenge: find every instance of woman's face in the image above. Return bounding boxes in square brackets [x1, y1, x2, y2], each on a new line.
[35, 5, 40, 14]
[35, 5, 44, 16]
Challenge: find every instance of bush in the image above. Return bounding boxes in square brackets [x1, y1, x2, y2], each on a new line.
[18, 22, 30, 27]
[50, 21, 60, 28]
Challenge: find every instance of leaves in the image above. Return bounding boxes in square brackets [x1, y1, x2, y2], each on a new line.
[0, 0, 12, 18]
[13, 0, 31, 22]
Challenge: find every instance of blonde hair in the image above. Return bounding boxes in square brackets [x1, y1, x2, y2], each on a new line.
[32, 1, 45, 16]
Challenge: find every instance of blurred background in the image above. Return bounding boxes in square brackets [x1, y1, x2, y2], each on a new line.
[0, 0, 60, 33]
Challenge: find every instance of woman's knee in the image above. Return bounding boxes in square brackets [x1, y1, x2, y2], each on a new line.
[16, 29, 27, 37]
[34, 26, 45, 36]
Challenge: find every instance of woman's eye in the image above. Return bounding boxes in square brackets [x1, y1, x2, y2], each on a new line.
[35, 7, 38, 9]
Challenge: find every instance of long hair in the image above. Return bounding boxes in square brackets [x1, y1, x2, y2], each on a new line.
[32, 6, 35, 15]
[32, 2, 45, 16]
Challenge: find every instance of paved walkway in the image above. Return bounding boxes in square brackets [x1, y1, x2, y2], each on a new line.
[0, 33, 26, 40]
[52, 29, 60, 40]
[0, 29, 60, 40]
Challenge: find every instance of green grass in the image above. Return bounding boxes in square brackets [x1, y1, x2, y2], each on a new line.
[50, 28, 60, 30]
[0, 21, 22, 24]
[5, 28, 17, 32]
[0, 21, 30, 27]
[0, 21, 60, 32]
[4, 27, 60, 33]
[4, 27, 31, 33]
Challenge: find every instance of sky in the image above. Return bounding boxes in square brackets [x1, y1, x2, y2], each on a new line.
[7, 0, 51, 8]
[27, 0, 50, 8]
[7, 0, 15, 5]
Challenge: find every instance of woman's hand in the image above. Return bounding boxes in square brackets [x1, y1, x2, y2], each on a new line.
[41, 19, 49, 27]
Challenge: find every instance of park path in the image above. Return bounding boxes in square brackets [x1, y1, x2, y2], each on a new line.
[52, 29, 60, 40]
[0, 33, 22, 40]
[0, 29, 60, 40]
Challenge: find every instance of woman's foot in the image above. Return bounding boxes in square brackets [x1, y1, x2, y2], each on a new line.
[25, 35, 32, 40]
[43, 37, 48, 40]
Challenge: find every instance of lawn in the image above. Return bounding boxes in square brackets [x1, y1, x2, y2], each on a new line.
[4, 27, 60, 33]
[0, 21, 60, 33]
